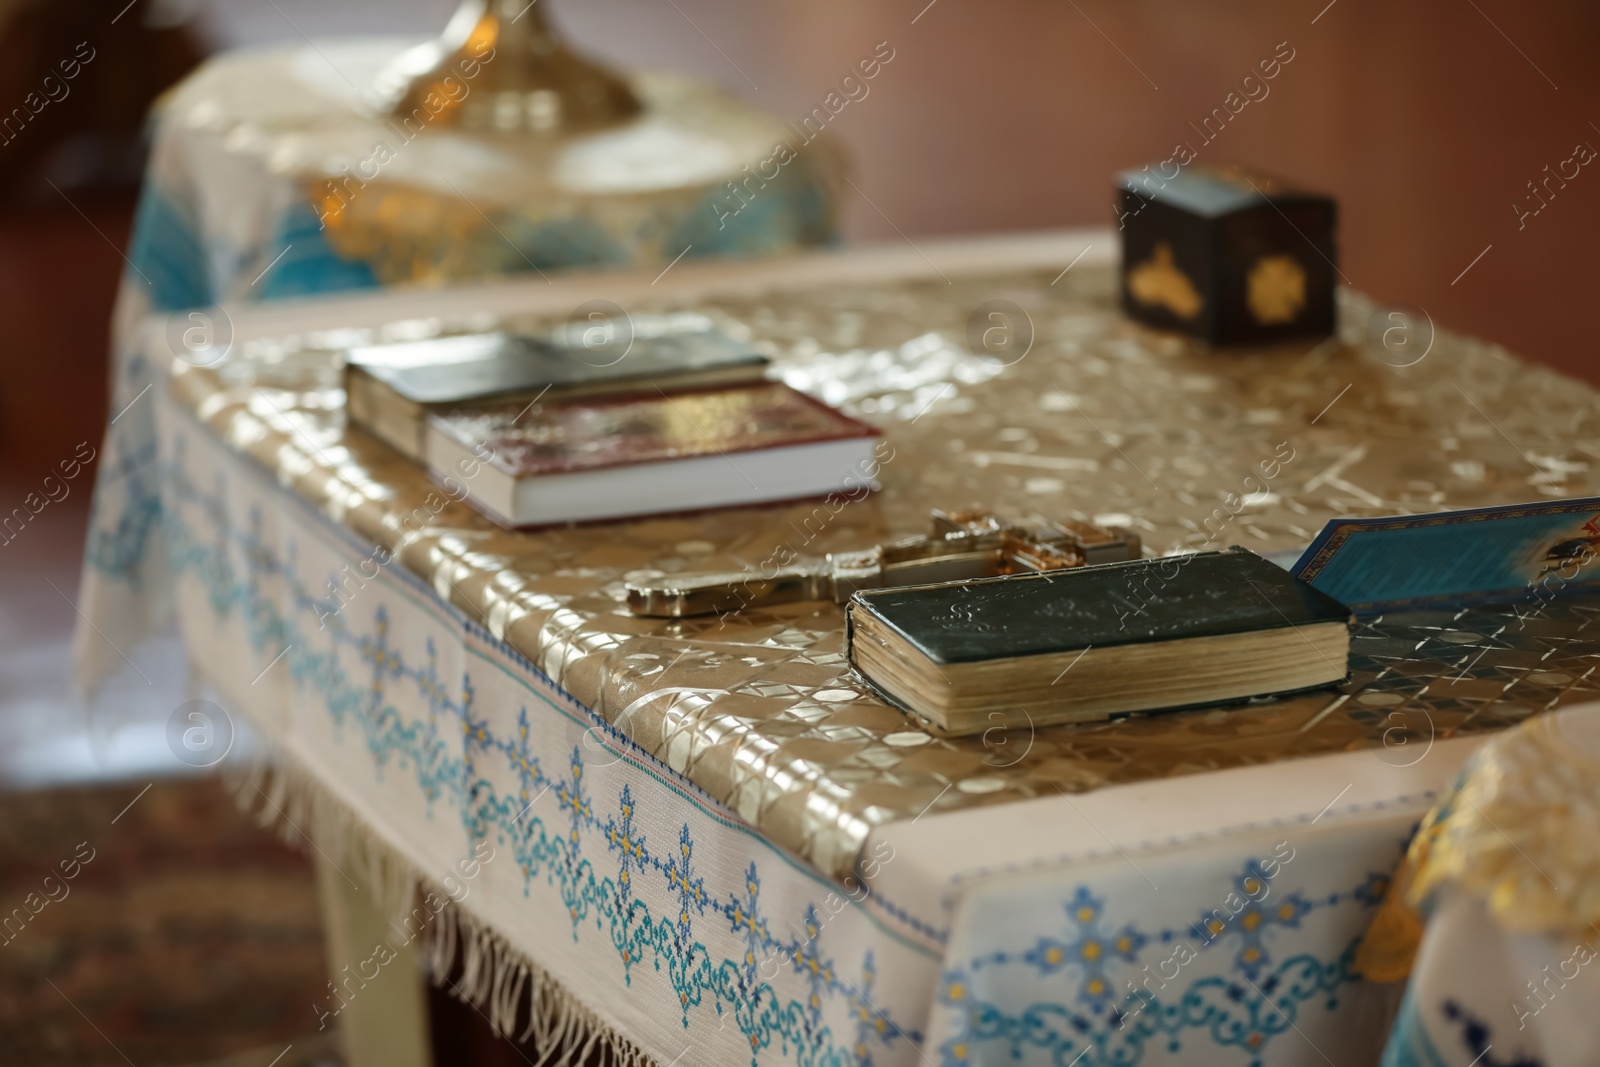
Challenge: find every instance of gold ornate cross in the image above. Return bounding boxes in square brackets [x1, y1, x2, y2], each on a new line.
[625, 509, 1142, 618]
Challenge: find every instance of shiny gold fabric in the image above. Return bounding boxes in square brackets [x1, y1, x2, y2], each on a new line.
[1357, 708, 1600, 982]
[1409, 712, 1600, 936]
[170, 263, 1600, 879]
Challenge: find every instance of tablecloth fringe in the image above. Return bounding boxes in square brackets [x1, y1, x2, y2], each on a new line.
[440, 904, 652, 1066]
[228, 755, 417, 927]
[227, 755, 656, 1067]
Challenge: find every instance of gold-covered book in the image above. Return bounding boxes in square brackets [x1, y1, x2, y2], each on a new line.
[428, 381, 880, 527]
[344, 317, 771, 460]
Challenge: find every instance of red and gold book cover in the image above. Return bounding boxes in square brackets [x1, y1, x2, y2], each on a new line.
[430, 382, 879, 478]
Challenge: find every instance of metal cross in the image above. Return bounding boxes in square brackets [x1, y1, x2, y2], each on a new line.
[625, 508, 1141, 618]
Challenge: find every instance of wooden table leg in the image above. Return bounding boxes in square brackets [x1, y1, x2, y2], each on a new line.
[313, 854, 433, 1067]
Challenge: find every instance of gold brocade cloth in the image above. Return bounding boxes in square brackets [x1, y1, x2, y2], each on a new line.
[170, 263, 1600, 880]
[1407, 712, 1600, 934]
[1355, 707, 1600, 982]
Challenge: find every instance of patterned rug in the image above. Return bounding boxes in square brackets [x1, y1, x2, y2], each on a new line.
[0, 776, 340, 1066]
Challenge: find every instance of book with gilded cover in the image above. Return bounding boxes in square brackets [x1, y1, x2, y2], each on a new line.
[428, 381, 881, 527]
[847, 546, 1351, 735]
[346, 318, 771, 460]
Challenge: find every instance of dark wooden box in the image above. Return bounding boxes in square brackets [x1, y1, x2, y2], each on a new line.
[1115, 165, 1338, 345]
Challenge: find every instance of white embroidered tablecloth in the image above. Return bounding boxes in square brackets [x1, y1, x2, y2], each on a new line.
[136, 387, 1475, 1065]
[79, 225, 1600, 1065]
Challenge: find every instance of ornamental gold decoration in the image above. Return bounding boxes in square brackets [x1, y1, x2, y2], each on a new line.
[1406, 711, 1600, 937]
[1126, 243, 1203, 320]
[373, 0, 640, 135]
[1246, 254, 1307, 325]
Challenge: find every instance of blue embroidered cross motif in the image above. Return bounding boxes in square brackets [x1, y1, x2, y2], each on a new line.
[1353, 870, 1392, 907]
[554, 747, 593, 848]
[415, 637, 452, 713]
[937, 858, 1387, 1067]
[847, 951, 895, 1067]
[726, 862, 773, 989]
[664, 824, 709, 939]
[660, 823, 710, 1022]
[85, 420, 164, 584]
[604, 784, 649, 906]
[1189, 859, 1312, 982]
[789, 905, 839, 1029]
[1018, 887, 1147, 1007]
[506, 708, 543, 817]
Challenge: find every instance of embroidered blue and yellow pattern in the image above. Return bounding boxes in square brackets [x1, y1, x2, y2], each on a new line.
[152, 447, 917, 1066]
[94, 431, 1403, 1067]
[936, 866, 1389, 1067]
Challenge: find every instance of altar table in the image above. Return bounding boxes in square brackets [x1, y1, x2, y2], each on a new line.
[77, 231, 1600, 1066]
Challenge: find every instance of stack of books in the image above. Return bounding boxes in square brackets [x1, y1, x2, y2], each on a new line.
[344, 316, 879, 527]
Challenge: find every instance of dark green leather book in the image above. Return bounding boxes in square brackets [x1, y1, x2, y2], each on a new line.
[846, 547, 1351, 735]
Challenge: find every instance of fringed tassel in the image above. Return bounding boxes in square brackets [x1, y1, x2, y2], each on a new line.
[428, 901, 655, 1066]
[228, 753, 656, 1067]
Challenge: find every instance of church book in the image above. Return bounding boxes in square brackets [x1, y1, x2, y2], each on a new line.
[847, 547, 1352, 736]
[427, 382, 880, 527]
[346, 320, 771, 460]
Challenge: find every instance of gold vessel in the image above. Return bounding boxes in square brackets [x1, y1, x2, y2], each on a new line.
[373, 0, 640, 134]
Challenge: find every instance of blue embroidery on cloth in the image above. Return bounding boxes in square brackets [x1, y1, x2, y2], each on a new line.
[84, 433, 164, 588]
[127, 185, 213, 311]
[495, 214, 629, 273]
[668, 171, 833, 260]
[92, 421, 1401, 1066]
[1379, 989, 1455, 1067]
[1380, 991, 1547, 1067]
[153, 450, 917, 1066]
[938, 869, 1389, 1067]
[1435, 1000, 1543, 1067]
[256, 203, 382, 301]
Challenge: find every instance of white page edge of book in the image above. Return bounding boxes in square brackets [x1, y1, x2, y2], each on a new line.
[427, 429, 879, 527]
